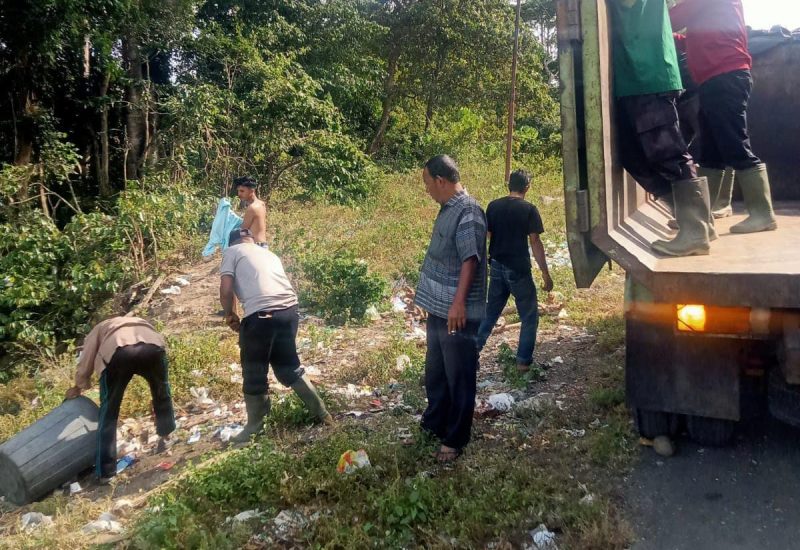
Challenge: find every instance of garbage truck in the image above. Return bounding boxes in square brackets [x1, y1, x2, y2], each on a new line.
[556, 0, 800, 445]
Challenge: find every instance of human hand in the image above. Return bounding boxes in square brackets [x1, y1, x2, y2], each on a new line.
[225, 313, 241, 332]
[542, 272, 554, 292]
[447, 301, 467, 333]
[64, 386, 82, 400]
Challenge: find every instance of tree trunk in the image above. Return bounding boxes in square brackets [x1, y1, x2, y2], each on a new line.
[123, 36, 146, 181]
[367, 49, 400, 156]
[97, 71, 112, 197]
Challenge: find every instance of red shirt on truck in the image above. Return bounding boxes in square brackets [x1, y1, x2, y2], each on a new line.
[669, 0, 752, 85]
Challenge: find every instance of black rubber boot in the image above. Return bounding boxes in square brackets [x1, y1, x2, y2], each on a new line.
[232, 393, 271, 443]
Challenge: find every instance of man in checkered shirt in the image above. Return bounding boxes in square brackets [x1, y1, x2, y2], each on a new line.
[415, 154, 487, 463]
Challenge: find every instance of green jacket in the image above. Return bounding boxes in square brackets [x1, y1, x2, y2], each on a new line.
[608, 0, 683, 97]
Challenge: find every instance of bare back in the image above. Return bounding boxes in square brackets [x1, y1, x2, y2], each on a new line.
[241, 198, 268, 243]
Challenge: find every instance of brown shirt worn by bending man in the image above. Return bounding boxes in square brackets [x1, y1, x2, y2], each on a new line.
[235, 176, 267, 245]
[73, 316, 165, 389]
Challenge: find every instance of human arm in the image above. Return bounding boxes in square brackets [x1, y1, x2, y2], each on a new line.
[669, 0, 699, 33]
[448, 257, 478, 333]
[529, 233, 553, 292]
[220, 275, 240, 331]
[66, 325, 100, 399]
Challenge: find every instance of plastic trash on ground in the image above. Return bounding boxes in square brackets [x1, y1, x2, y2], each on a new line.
[82, 516, 123, 534]
[227, 509, 263, 523]
[392, 296, 407, 312]
[111, 499, 135, 518]
[69, 482, 82, 495]
[160, 285, 182, 296]
[21, 512, 54, 531]
[116, 453, 136, 474]
[365, 306, 381, 321]
[530, 524, 558, 549]
[396, 354, 411, 372]
[488, 393, 516, 412]
[187, 428, 201, 444]
[216, 424, 244, 443]
[190, 386, 215, 408]
[337, 449, 371, 474]
[175, 277, 190, 286]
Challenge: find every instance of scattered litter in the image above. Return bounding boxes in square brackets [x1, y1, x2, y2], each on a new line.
[69, 482, 83, 495]
[559, 428, 585, 438]
[337, 449, 371, 474]
[190, 369, 203, 378]
[304, 365, 322, 376]
[190, 386, 215, 408]
[216, 424, 244, 443]
[228, 362, 241, 371]
[21, 512, 54, 531]
[392, 296, 407, 312]
[516, 393, 555, 413]
[82, 513, 123, 534]
[30, 396, 41, 408]
[579, 494, 595, 506]
[530, 523, 558, 549]
[488, 393, 516, 412]
[230, 373, 244, 384]
[405, 325, 426, 340]
[550, 356, 564, 365]
[175, 277, 190, 286]
[111, 499, 135, 518]
[160, 285, 182, 296]
[187, 428, 201, 444]
[345, 411, 365, 417]
[477, 380, 495, 389]
[156, 461, 176, 471]
[396, 354, 411, 372]
[589, 418, 602, 428]
[365, 306, 381, 321]
[227, 509, 263, 523]
[557, 309, 569, 319]
[273, 509, 310, 539]
[116, 453, 136, 474]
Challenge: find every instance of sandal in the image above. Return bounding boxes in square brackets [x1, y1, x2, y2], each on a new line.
[432, 446, 462, 463]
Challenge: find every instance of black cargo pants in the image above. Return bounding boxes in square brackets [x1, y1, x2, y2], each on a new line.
[96, 343, 175, 477]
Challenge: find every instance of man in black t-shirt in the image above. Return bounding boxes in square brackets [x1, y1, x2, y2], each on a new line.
[477, 170, 553, 372]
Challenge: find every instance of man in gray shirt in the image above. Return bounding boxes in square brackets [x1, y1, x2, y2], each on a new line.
[220, 229, 332, 443]
[415, 155, 487, 462]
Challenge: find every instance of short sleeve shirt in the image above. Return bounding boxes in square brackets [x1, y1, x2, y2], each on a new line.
[414, 191, 487, 320]
[608, 0, 683, 97]
[220, 244, 298, 318]
[486, 196, 544, 273]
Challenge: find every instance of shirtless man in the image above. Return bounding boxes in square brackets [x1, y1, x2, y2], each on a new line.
[235, 176, 268, 246]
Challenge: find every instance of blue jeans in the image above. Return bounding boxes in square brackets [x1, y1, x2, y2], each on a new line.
[477, 259, 539, 366]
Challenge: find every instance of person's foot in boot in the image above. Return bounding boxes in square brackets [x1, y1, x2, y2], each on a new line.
[651, 177, 711, 257]
[232, 393, 271, 444]
[712, 168, 735, 219]
[730, 164, 777, 233]
[290, 375, 332, 424]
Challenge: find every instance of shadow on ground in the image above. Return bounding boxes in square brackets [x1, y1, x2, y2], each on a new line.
[625, 416, 800, 549]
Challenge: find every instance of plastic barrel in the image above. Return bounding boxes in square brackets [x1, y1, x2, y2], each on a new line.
[0, 396, 99, 505]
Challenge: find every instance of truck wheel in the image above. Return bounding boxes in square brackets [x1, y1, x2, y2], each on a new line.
[686, 415, 735, 446]
[768, 368, 800, 428]
[634, 409, 679, 439]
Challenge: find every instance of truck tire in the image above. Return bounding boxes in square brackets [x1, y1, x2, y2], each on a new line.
[634, 409, 679, 439]
[768, 368, 800, 428]
[686, 415, 735, 446]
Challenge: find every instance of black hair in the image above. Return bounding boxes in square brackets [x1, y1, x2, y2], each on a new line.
[234, 175, 257, 188]
[508, 169, 531, 192]
[228, 229, 244, 246]
[424, 155, 460, 183]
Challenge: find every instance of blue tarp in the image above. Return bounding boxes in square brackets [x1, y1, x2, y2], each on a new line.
[202, 198, 243, 257]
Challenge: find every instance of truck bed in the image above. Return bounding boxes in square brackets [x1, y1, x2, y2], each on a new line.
[599, 198, 800, 308]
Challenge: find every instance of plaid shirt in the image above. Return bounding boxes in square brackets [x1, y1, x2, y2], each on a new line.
[415, 190, 487, 320]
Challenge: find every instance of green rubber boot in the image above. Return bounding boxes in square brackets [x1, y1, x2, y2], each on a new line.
[291, 375, 334, 425]
[730, 164, 777, 233]
[651, 177, 711, 257]
[232, 393, 271, 444]
[712, 168, 735, 218]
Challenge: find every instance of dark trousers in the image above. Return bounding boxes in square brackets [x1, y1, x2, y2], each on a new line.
[421, 315, 479, 450]
[96, 343, 175, 477]
[239, 305, 304, 396]
[697, 69, 761, 171]
[616, 92, 696, 198]
[477, 260, 539, 366]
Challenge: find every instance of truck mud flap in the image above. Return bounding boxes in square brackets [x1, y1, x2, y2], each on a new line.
[625, 317, 741, 421]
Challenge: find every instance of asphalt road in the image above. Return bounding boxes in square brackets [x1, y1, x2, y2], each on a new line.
[625, 416, 800, 550]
